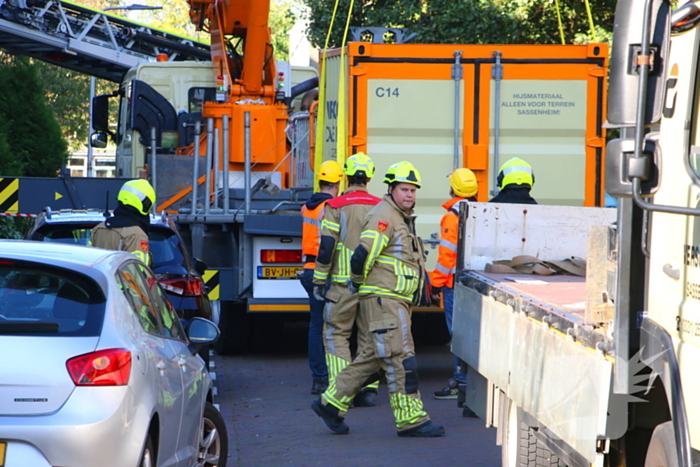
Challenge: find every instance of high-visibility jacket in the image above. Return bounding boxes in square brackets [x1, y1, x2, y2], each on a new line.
[91, 222, 150, 264]
[430, 197, 465, 289]
[301, 193, 332, 269]
[313, 186, 381, 285]
[350, 194, 425, 302]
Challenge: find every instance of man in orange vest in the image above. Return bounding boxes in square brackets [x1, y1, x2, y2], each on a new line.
[300, 160, 343, 395]
[430, 168, 478, 403]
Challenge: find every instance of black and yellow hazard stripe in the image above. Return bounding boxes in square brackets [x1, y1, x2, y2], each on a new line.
[203, 270, 220, 300]
[0, 178, 18, 213]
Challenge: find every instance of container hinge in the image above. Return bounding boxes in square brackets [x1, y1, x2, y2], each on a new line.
[589, 67, 606, 78]
[587, 137, 605, 148]
[349, 66, 367, 77]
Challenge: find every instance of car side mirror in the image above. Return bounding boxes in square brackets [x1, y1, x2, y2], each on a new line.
[194, 258, 207, 276]
[90, 132, 108, 149]
[188, 317, 220, 347]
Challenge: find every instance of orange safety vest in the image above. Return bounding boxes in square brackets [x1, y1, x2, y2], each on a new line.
[301, 201, 328, 269]
[430, 197, 465, 289]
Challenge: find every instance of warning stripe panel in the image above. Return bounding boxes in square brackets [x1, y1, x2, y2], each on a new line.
[0, 178, 19, 213]
[203, 270, 220, 301]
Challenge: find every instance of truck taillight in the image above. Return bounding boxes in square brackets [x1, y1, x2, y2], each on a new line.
[160, 277, 204, 296]
[260, 249, 302, 263]
[66, 349, 131, 386]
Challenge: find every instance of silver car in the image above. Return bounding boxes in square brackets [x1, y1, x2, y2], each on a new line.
[0, 241, 227, 467]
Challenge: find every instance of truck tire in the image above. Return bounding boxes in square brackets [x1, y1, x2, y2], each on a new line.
[502, 399, 567, 467]
[645, 422, 679, 467]
[214, 302, 250, 355]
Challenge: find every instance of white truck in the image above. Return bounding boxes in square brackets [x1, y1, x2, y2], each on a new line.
[452, 0, 700, 465]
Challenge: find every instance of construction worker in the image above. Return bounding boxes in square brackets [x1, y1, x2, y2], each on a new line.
[312, 161, 445, 437]
[300, 160, 343, 395]
[312, 152, 382, 407]
[489, 157, 538, 204]
[430, 169, 478, 410]
[91, 179, 155, 264]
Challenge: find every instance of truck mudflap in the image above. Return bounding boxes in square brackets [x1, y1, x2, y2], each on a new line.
[453, 279, 615, 464]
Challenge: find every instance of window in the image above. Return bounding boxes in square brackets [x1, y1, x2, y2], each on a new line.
[188, 87, 216, 114]
[0, 263, 105, 336]
[117, 263, 161, 336]
[138, 264, 186, 341]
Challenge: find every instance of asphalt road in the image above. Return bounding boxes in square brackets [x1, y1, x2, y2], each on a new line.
[211, 318, 501, 467]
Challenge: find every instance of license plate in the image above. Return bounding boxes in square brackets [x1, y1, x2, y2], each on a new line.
[257, 266, 301, 279]
[0, 442, 6, 467]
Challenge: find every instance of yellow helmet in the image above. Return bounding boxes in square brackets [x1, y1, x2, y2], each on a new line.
[383, 161, 422, 188]
[449, 168, 478, 198]
[317, 160, 343, 183]
[497, 157, 534, 189]
[344, 152, 375, 178]
[118, 179, 155, 215]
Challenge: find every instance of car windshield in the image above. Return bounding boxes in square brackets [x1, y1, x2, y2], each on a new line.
[39, 224, 94, 245]
[0, 262, 106, 336]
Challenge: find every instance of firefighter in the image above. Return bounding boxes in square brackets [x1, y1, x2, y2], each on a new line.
[312, 161, 445, 437]
[431, 168, 477, 401]
[91, 179, 155, 264]
[300, 160, 343, 395]
[312, 152, 382, 407]
[489, 157, 538, 204]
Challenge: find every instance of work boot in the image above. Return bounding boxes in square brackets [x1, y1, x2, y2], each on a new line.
[397, 421, 446, 437]
[432, 387, 458, 400]
[462, 406, 478, 418]
[311, 398, 349, 434]
[353, 388, 377, 407]
[311, 380, 328, 395]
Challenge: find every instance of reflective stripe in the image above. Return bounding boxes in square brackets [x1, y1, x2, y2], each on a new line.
[321, 218, 339, 231]
[313, 270, 328, 281]
[338, 211, 348, 243]
[434, 263, 452, 275]
[398, 305, 411, 355]
[359, 285, 413, 301]
[323, 382, 353, 411]
[439, 238, 457, 252]
[304, 217, 321, 227]
[120, 183, 149, 202]
[391, 393, 428, 428]
[502, 164, 533, 176]
[325, 353, 350, 385]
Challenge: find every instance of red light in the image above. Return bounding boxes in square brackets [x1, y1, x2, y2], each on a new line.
[160, 277, 204, 296]
[260, 249, 302, 263]
[66, 349, 131, 386]
[217, 75, 224, 80]
[0, 260, 15, 265]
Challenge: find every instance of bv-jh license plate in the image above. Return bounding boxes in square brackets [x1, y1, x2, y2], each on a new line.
[257, 266, 302, 279]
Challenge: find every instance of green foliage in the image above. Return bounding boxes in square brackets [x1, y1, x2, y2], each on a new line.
[0, 56, 68, 177]
[270, 0, 298, 61]
[303, 0, 616, 48]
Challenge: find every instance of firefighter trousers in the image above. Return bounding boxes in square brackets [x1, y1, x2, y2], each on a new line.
[323, 283, 380, 392]
[322, 295, 430, 431]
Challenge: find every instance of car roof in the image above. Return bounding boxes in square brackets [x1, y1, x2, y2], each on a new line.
[35, 208, 171, 228]
[0, 240, 125, 271]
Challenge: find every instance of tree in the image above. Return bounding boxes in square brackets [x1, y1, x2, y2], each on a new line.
[269, 0, 298, 61]
[0, 56, 68, 177]
[302, 0, 617, 48]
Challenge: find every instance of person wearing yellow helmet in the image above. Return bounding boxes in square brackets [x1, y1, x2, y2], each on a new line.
[430, 168, 478, 409]
[312, 160, 446, 438]
[300, 159, 342, 395]
[91, 179, 155, 264]
[490, 157, 538, 204]
[312, 152, 382, 407]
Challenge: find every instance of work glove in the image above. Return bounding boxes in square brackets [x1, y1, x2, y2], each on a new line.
[348, 281, 361, 294]
[312, 285, 325, 302]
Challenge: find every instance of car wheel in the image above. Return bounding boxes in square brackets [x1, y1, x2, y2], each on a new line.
[139, 434, 155, 467]
[197, 402, 228, 467]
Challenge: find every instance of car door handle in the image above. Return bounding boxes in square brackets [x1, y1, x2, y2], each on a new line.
[156, 361, 166, 375]
[178, 357, 187, 372]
